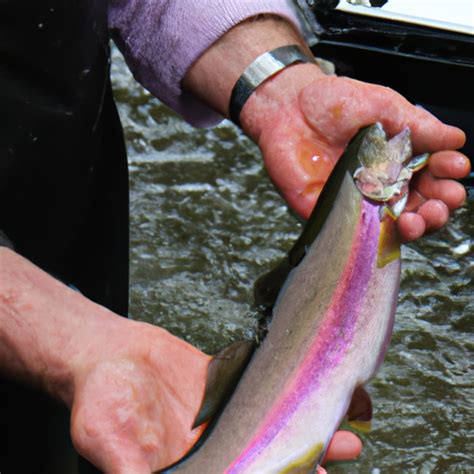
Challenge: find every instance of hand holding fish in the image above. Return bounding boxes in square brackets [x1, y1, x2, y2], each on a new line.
[69, 318, 211, 473]
[69, 316, 361, 473]
[0, 247, 211, 473]
[0, 246, 360, 473]
[239, 66, 470, 241]
[186, 14, 469, 241]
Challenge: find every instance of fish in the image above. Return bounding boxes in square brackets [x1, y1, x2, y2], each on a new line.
[166, 123, 428, 473]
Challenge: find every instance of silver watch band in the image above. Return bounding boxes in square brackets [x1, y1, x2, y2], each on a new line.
[229, 45, 316, 127]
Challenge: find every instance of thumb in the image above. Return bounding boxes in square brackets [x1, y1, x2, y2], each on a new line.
[299, 76, 465, 153]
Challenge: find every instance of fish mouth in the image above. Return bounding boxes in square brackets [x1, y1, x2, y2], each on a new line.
[353, 122, 429, 218]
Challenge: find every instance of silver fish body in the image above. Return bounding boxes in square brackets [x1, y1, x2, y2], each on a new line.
[169, 124, 425, 473]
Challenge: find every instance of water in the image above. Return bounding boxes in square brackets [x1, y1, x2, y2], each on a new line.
[111, 48, 473, 473]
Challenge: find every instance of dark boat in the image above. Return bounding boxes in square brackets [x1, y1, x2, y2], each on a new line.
[299, 0, 474, 192]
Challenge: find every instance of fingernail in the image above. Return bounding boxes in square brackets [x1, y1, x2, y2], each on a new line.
[454, 154, 470, 171]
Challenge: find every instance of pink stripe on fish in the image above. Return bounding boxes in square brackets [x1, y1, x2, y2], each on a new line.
[227, 201, 381, 473]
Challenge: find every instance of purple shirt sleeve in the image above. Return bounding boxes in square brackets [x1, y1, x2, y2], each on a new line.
[108, 1, 302, 127]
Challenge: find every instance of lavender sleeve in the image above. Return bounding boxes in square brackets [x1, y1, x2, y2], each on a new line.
[108, 0, 302, 127]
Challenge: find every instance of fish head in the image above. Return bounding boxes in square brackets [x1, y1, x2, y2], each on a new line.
[354, 123, 429, 217]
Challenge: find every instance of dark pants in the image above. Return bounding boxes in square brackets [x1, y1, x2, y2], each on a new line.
[1, 2, 130, 471]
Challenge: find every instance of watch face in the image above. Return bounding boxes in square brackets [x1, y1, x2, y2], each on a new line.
[337, 0, 474, 35]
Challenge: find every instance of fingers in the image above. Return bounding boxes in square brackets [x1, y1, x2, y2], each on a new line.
[399, 199, 451, 241]
[405, 188, 426, 213]
[265, 74, 469, 232]
[428, 151, 471, 179]
[322, 430, 363, 463]
[398, 212, 426, 242]
[417, 200, 450, 230]
[299, 77, 466, 153]
[400, 150, 469, 240]
[415, 168, 467, 210]
[403, 108, 465, 155]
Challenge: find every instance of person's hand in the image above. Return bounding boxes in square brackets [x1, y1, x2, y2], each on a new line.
[241, 65, 470, 242]
[69, 317, 211, 473]
[69, 313, 362, 472]
[0, 248, 361, 473]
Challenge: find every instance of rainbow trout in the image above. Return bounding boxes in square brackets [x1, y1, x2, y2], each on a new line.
[169, 123, 428, 473]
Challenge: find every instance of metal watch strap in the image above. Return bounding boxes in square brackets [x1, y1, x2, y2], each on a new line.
[229, 45, 316, 127]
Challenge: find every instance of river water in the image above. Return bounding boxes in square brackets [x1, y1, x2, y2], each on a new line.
[111, 48, 473, 473]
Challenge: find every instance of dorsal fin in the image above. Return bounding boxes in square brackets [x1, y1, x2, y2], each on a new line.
[193, 340, 255, 428]
[254, 125, 376, 309]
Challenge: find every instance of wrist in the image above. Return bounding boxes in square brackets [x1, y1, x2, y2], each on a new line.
[51, 303, 126, 406]
[0, 248, 124, 405]
[183, 15, 311, 119]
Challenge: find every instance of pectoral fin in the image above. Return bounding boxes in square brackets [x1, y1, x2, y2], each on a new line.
[377, 208, 401, 268]
[193, 340, 255, 428]
[347, 386, 373, 433]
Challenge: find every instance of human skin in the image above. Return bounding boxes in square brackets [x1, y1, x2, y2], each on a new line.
[184, 16, 470, 242]
[0, 15, 470, 474]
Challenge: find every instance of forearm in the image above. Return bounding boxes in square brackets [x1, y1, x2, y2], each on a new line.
[0, 247, 123, 405]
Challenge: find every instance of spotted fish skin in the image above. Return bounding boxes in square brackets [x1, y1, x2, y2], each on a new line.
[169, 124, 419, 474]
